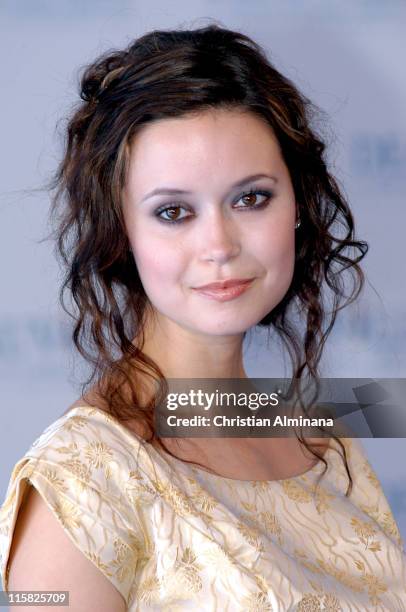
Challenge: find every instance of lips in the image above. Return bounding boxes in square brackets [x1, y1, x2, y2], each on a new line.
[192, 278, 255, 302]
[194, 278, 254, 290]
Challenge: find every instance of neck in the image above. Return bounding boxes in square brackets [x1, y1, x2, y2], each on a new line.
[136, 308, 248, 379]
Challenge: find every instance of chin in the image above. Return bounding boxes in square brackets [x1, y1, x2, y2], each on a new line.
[183, 313, 263, 337]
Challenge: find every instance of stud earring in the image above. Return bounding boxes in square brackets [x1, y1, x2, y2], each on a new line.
[295, 219, 301, 229]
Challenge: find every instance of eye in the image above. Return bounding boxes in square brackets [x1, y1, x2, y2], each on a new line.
[155, 205, 193, 224]
[233, 189, 274, 209]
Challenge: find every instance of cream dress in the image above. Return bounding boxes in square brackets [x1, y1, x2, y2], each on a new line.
[1, 405, 405, 611]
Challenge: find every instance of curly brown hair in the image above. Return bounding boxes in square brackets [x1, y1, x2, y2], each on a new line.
[49, 23, 368, 495]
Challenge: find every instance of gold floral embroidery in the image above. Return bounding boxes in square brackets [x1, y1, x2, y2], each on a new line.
[323, 593, 342, 611]
[312, 486, 334, 514]
[241, 590, 273, 611]
[362, 461, 380, 489]
[361, 573, 388, 606]
[281, 480, 312, 502]
[305, 581, 342, 611]
[242, 501, 257, 513]
[354, 560, 388, 605]
[151, 480, 199, 517]
[111, 538, 137, 583]
[295, 549, 323, 574]
[300, 551, 378, 601]
[126, 482, 156, 505]
[251, 480, 270, 492]
[350, 516, 381, 551]
[125, 471, 156, 506]
[42, 469, 68, 494]
[129, 469, 144, 481]
[237, 521, 265, 552]
[64, 416, 89, 431]
[168, 547, 203, 596]
[296, 592, 342, 611]
[282, 479, 333, 513]
[52, 498, 81, 532]
[60, 459, 91, 484]
[138, 573, 162, 604]
[316, 558, 363, 592]
[351, 516, 376, 539]
[259, 511, 283, 544]
[84, 441, 114, 467]
[360, 503, 403, 547]
[381, 511, 403, 547]
[84, 441, 114, 479]
[127, 530, 146, 556]
[297, 593, 322, 611]
[55, 442, 79, 454]
[194, 492, 217, 514]
[254, 573, 269, 593]
[189, 483, 218, 514]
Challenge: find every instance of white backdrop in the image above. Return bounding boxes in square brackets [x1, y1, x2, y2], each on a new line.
[1, 1, 405, 578]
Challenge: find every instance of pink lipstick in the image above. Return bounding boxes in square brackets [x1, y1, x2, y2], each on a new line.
[192, 278, 254, 302]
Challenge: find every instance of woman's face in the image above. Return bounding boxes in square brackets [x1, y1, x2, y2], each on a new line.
[122, 108, 297, 337]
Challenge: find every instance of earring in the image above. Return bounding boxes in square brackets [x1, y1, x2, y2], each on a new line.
[295, 219, 301, 229]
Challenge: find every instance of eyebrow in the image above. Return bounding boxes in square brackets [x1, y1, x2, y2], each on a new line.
[140, 173, 278, 203]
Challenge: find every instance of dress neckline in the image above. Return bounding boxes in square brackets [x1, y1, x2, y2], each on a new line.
[66, 404, 334, 486]
[149, 437, 332, 486]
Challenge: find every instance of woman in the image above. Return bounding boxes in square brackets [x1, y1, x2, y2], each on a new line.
[1, 24, 405, 610]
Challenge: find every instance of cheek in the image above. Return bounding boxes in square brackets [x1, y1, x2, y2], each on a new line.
[131, 235, 186, 291]
[253, 224, 295, 272]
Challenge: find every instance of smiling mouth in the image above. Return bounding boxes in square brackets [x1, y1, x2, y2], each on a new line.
[194, 278, 255, 290]
[192, 278, 254, 302]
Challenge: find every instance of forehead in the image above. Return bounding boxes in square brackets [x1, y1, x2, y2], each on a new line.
[125, 109, 284, 195]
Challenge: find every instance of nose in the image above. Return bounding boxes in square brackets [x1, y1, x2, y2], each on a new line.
[198, 209, 241, 264]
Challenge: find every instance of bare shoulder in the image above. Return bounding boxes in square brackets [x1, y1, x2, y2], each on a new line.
[7, 485, 127, 611]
